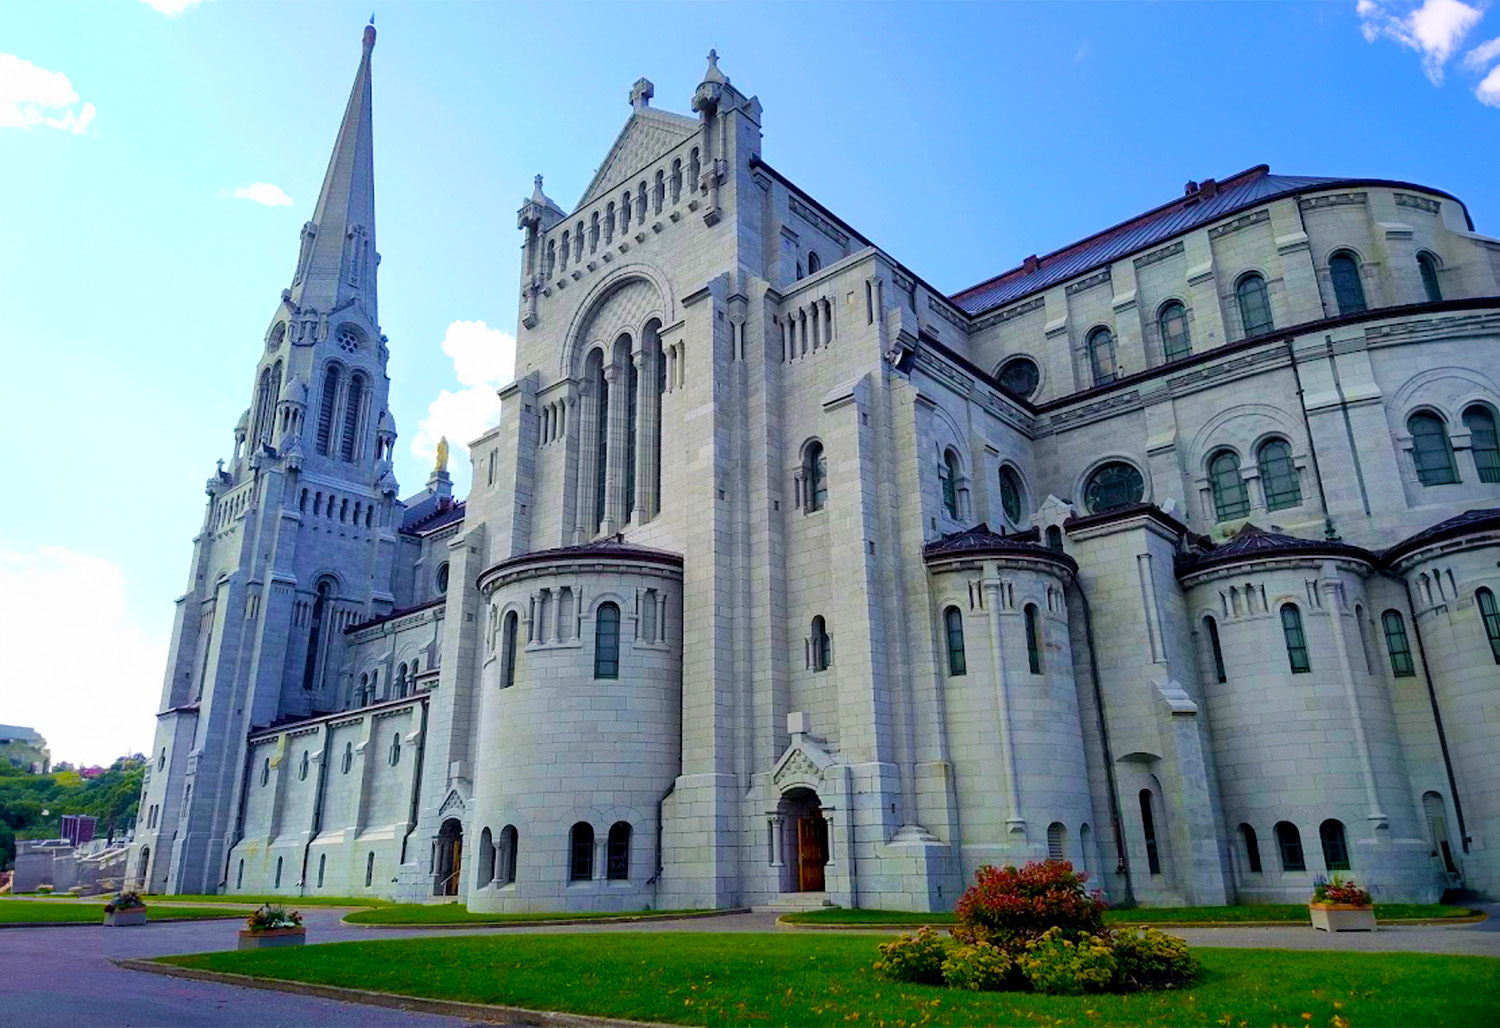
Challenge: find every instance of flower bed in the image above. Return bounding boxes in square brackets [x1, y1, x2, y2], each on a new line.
[239, 904, 306, 949]
[1309, 875, 1376, 932]
[103, 891, 148, 927]
[875, 860, 1200, 995]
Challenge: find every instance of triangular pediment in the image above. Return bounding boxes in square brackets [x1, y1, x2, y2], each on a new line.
[437, 787, 468, 819]
[577, 107, 699, 210]
[771, 735, 836, 793]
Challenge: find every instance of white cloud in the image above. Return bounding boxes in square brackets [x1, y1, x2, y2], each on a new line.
[0, 53, 95, 135]
[1463, 33, 1500, 68]
[0, 545, 166, 766]
[1477, 62, 1500, 102]
[232, 182, 293, 207]
[138, 0, 211, 15]
[411, 320, 516, 468]
[1357, 0, 1485, 83]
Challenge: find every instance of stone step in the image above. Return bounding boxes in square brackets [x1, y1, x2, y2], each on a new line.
[753, 891, 834, 912]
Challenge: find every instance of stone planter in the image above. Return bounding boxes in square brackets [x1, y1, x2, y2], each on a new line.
[1309, 903, 1376, 932]
[103, 908, 149, 927]
[238, 927, 306, 950]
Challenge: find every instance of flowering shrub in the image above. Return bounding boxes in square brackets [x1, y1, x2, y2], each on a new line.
[1313, 874, 1371, 906]
[940, 942, 1013, 991]
[1110, 927, 1199, 989]
[953, 860, 1107, 955]
[873, 927, 948, 985]
[245, 904, 304, 931]
[1018, 926, 1117, 995]
[103, 891, 146, 913]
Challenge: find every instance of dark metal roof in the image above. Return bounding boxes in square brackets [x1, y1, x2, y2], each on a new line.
[1176, 524, 1375, 575]
[483, 539, 684, 580]
[1063, 502, 1191, 536]
[400, 498, 465, 537]
[345, 597, 446, 635]
[1382, 508, 1500, 564]
[948, 167, 1462, 317]
[923, 523, 1077, 572]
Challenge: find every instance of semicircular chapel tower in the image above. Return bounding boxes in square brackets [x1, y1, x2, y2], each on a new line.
[137, 34, 1500, 909]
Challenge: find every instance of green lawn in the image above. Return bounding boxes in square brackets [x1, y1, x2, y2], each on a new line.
[344, 904, 710, 925]
[157, 933, 1500, 1027]
[149, 893, 389, 908]
[781, 903, 1478, 925]
[0, 901, 245, 924]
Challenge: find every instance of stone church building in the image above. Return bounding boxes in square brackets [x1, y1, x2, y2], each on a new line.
[131, 27, 1500, 911]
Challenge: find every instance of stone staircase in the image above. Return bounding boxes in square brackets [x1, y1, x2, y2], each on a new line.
[752, 891, 834, 912]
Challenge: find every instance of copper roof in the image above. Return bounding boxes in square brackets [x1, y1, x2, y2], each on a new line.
[1382, 508, 1500, 564]
[923, 524, 1077, 572]
[1175, 524, 1374, 575]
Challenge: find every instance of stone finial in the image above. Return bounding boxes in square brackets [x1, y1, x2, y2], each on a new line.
[702, 49, 728, 85]
[362, 18, 376, 53]
[531, 174, 546, 203]
[629, 78, 654, 110]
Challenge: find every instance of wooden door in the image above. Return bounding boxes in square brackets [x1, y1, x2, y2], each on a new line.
[448, 837, 463, 895]
[797, 817, 826, 892]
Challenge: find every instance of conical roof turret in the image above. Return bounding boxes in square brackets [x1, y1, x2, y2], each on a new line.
[289, 22, 379, 320]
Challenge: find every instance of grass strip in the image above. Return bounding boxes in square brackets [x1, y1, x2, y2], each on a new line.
[0, 902, 245, 924]
[148, 893, 389, 907]
[156, 932, 1500, 1027]
[780, 903, 1478, 925]
[344, 903, 713, 925]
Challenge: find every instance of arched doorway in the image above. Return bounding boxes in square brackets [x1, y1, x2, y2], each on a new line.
[136, 846, 151, 890]
[434, 819, 463, 896]
[779, 789, 828, 893]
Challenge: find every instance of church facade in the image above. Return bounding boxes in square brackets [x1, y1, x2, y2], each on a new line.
[130, 28, 1500, 912]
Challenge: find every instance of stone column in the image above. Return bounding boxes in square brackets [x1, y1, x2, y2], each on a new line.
[769, 815, 784, 867]
[574, 379, 600, 543]
[602, 361, 625, 535]
[631, 343, 652, 524]
[982, 578, 1025, 832]
[1319, 563, 1388, 828]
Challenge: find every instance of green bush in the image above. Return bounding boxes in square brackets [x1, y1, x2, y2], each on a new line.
[1018, 926, 1116, 995]
[873, 927, 948, 985]
[940, 942, 1014, 991]
[1110, 927, 1200, 990]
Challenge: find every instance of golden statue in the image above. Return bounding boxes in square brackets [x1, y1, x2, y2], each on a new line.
[435, 435, 449, 473]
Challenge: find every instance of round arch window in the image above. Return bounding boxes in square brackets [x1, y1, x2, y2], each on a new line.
[998, 465, 1025, 524]
[997, 357, 1040, 400]
[435, 562, 450, 595]
[335, 325, 363, 354]
[1083, 462, 1144, 514]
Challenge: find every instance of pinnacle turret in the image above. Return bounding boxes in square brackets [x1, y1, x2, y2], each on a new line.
[288, 23, 379, 321]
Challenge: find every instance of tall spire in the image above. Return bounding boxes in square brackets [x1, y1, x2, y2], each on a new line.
[289, 22, 378, 320]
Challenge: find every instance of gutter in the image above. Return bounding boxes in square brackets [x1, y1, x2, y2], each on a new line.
[1400, 577, 1471, 855]
[298, 723, 335, 896]
[398, 699, 430, 866]
[1075, 583, 1134, 907]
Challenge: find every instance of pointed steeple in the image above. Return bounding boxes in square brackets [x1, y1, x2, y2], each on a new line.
[289, 22, 379, 320]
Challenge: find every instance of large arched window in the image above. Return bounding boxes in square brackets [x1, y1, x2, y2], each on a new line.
[316, 365, 341, 455]
[1417, 251, 1443, 302]
[1204, 615, 1227, 684]
[594, 603, 620, 679]
[1275, 821, 1306, 872]
[1158, 301, 1191, 362]
[1257, 439, 1302, 510]
[1139, 790, 1161, 874]
[1477, 588, 1500, 664]
[940, 449, 962, 519]
[1024, 603, 1043, 674]
[1281, 604, 1310, 673]
[1328, 251, 1366, 314]
[1083, 461, 1144, 514]
[478, 828, 495, 886]
[499, 825, 519, 884]
[804, 441, 828, 512]
[998, 466, 1025, 525]
[302, 579, 334, 693]
[607, 822, 632, 880]
[1462, 405, 1500, 483]
[944, 606, 966, 676]
[997, 356, 1040, 400]
[1381, 610, 1415, 677]
[569, 822, 594, 881]
[1320, 819, 1350, 871]
[501, 611, 519, 688]
[340, 373, 366, 461]
[1408, 413, 1458, 485]
[810, 616, 831, 672]
[1236, 273, 1273, 336]
[1209, 450, 1250, 521]
[1240, 824, 1263, 873]
[1087, 326, 1118, 386]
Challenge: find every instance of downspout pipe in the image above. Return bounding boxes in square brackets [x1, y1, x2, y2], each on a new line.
[1284, 337, 1341, 538]
[298, 724, 335, 896]
[221, 743, 257, 890]
[399, 699, 430, 867]
[1075, 583, 1135, 908]
[648, 781, 676, 894]
[1401, 577, 1470, 854]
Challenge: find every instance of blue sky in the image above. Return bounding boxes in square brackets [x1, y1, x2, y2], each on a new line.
[2, 0, 1497, 765]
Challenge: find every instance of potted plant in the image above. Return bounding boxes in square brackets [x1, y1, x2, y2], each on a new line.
[103, 891, 149, 927]
[1308, 874, 1375, 932]
[238, 904, 306, 949]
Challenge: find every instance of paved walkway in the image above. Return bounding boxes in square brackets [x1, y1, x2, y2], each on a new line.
[1, 903, 1494, 1027]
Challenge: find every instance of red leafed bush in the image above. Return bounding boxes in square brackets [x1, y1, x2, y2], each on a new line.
[953, 860, 1107, 954]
